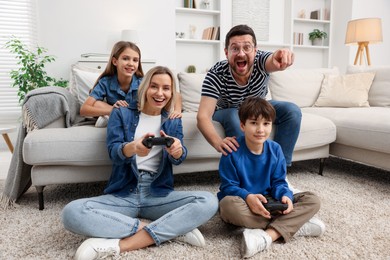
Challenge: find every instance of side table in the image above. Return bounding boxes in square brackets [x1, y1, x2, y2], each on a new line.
[0, 126, 17, 153]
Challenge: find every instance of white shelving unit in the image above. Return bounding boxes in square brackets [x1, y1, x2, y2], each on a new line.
[175, 0, 230, 73]
[290, 0, 333, 68]
[260, 0, 333, 69]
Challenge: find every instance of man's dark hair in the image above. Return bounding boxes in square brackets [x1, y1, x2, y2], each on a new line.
[238, 97, 275, 124]
[225, 24, 257, 49]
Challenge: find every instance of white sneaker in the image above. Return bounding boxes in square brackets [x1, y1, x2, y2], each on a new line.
[241, 229, 272, 258]
[74, 238, 120, 260]
[95, 115, 109, 128]
[295, 217, 325, 237]
[175, 228, 206, 247]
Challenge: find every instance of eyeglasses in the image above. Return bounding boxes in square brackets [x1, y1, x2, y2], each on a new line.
[228, 44, 254, 54]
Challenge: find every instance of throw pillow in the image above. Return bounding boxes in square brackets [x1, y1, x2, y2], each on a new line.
[314, 72, 375, 107]
[177, 72, 206, 112]
[347, 65, 390, 107]
[69, 64, 101, 105]
[268, 67, 339, 108]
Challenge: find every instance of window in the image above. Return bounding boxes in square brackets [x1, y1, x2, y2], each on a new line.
[0, 0, 37, 124]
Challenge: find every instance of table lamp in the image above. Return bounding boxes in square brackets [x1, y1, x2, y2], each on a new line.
[345, 18, 383, 65]
[121, 29, 139, 44]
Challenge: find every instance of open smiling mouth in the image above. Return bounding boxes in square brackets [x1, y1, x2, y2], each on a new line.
[153, 97, 165, 103]
[237, 61, 247, 68]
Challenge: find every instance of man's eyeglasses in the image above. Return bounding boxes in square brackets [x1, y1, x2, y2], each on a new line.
[229, 44, 254, 54]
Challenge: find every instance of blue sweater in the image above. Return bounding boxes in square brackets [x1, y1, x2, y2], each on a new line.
[217, 136, 293, 202]
[105, 102, 187, 197]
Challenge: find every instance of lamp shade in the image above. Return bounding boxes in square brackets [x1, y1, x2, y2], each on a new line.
[345, 18, 383, 45]
[121, 29, 139, 44]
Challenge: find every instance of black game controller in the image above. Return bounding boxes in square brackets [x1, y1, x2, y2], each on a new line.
[263, 195, 288, 214]
[142, 137, 174, 149]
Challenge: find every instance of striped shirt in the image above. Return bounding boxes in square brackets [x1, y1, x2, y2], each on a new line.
[201, 50, 272, 110]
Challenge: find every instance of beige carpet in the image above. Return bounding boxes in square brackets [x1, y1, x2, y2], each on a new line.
[1, 157, 389, 260]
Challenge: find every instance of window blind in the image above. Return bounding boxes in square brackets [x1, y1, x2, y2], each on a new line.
[0, 0, 37, 124]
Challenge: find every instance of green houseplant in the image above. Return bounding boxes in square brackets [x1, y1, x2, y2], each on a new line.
[187, 65, 196, 73]
[5, 37, 68, 103]
[308, 29, 328, 46]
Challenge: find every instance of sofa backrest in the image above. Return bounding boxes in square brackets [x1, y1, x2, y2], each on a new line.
[346, 65, 390, 107]
[177, 72, 206, 112]
[268, 67, 339, 108]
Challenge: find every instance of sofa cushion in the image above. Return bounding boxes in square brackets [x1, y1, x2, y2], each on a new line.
[347, 65, 390, 107]
[23, 126, 111, 166]
[69, 64, 101, 105]
[294, 112, 336, 151]
[181, 112, 224, 159]
[314, 73, 375, 107]
[177, 72, 206, 112]
[268, 67, 339, 108]
[303, 107, 390, 154]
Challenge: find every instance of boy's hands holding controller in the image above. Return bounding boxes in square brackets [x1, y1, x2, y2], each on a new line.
[246, 194, 272, 219]
[280, 195, 293, 214]
[246, 194, 293, 219]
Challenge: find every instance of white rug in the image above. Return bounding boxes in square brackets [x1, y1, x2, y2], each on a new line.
[1, 157, 389, 259]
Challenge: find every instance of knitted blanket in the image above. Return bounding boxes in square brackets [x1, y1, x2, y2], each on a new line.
[1, 86, 82, 209]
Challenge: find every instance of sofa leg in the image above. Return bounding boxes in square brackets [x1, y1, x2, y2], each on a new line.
[319, 158, 326, 176]
[35, 186, 45, 210]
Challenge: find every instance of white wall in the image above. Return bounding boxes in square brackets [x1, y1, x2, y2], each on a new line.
[330, 0, 353, 73]
[36, 0, 389, 81]
[37, 0, 176, 80]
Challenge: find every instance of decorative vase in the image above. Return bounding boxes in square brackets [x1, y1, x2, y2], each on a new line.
[312, 38, 323, 46]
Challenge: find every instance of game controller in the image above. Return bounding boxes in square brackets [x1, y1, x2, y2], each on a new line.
[142, 137, 174, 148]
[262, 195, 288, 214]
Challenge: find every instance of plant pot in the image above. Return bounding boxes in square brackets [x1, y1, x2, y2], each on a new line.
[312, 38, 323, 46]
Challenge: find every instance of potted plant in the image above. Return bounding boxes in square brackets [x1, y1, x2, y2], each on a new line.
[308, 29, 328, 46]
[187, 65, 196, 73]
[5, 37, 68, 103]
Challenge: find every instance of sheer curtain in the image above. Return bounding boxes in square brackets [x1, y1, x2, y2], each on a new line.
[0, 0, 37, 125]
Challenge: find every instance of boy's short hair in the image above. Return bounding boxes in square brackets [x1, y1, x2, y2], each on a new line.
[238, 97, 275, 124]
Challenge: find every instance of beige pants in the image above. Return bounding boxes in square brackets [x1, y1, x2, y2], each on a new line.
[219, 192, 321, 242]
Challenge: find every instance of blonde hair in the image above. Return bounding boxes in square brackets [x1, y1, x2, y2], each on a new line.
[137, 66, 177, 114]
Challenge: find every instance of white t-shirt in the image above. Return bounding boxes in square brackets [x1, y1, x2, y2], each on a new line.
[135, 112, 162, 173]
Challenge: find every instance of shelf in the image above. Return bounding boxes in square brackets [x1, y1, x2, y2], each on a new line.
[293, 45, 329, 49]
[257, 41, 290, 48]
[175, 0, 224, 72]
[176, 38, 219, 44]
[175, 7, 220, 15]
[294, 18, 330, 24]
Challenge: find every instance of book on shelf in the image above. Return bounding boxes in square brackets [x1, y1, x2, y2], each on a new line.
[293, 32, 304, 45]
[184, 0, 196, 8]
[310, 8, 330, 20]
[310, 10, 319, 20]
[202, 26, 220, 40]
[322, 8, 330, 20]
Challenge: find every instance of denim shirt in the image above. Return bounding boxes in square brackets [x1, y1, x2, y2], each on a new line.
[90, 74, 142, 105]
[105, 102, 187, 197]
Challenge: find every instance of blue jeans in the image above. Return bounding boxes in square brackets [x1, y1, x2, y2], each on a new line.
[212, 100, 302, 166]
[62, 172, 218, 245]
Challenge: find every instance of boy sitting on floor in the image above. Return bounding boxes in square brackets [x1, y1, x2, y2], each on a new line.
[217, 97, 324, 258]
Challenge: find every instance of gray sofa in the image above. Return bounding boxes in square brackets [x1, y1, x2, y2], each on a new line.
[23, 65, 390, 209]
